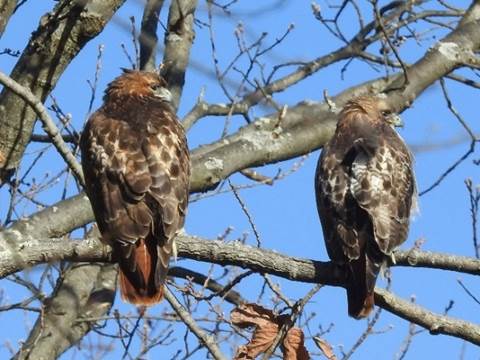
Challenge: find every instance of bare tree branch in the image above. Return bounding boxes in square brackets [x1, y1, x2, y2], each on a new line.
[161, 0, 198, 110]
[261, 284, 321, 360]
[139, 0, 165, 71]
[375, 288, 480, 346]
[0, 0, 16, 38]
[0, 227, 479, 345]
[0, 0, 125, 184]
[182, 0, 436, 128]
[386, 1, 480, 107]
[0, 71, 84, 185]
[14, 263, 117, 360]
[169, 266, 246, 306]
[164, 286, 228, 360]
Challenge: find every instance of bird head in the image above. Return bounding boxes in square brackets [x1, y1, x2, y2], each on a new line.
[342, 96, 404, 128]
[104, 69, 172, 103]
[376, 98, 404, 128]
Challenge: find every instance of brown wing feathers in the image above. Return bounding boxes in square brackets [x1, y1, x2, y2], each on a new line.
[80, 70, 190, 305]
[315, 96, 415, 318]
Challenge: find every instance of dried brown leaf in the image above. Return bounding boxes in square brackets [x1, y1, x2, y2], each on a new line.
[231, 303, 278, 328]
[237, 322, 278, 359]
[313, 336, 336, 360]
[283, 328, 309, 360]
[231, 303, 310, 360]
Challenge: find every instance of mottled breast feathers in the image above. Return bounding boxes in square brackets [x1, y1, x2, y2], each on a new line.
[315, 96, 416, 318]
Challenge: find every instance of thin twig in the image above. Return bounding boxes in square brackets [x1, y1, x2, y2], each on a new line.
[342, 307, 383, 360]
[228, 180, 262, 247]
[121, 308, 145, 359]
[457, 278, 480, 306]
[170, 266, 247, 306]
[465, 178, 480, 258]
[86, 44, 104, 116]
[420, 79, 479, 196]
[240, 169, 274, 185]
[163, 286, 227, 360]
[371, 0, 409, 86]
[439, 78, 477, 141]
[129, 16, 140, 69]
[395, 320, 417, 360]
[261, 284, 322, 360]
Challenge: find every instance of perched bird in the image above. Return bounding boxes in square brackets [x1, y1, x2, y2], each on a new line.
[80, 69, 190, 305]
[315, 96, 416, 318]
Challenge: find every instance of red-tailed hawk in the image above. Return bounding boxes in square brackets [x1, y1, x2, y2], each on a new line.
[80, 69, 190, 305]
[315, 96, 416, 318]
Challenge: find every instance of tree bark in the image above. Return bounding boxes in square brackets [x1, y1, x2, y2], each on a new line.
[139, 0, 165, 71]
[161, 0, 198, 111]
[0, 0, 16, 38]
[14, 263, 117, 360]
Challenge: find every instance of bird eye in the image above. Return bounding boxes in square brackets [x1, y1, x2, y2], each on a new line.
[150, 83, 161, 91]
[381, 110, 391, 117]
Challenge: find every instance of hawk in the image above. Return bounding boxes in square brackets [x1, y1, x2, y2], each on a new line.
[315, 96, 416, 318]
[80, 69, 190, 305]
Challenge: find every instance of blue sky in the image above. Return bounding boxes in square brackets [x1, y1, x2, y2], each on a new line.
[0, 0, 479, 359]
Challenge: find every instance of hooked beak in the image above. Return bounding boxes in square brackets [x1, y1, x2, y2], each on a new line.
[387, 113, 404, 128]
[154, 86, 173, 103]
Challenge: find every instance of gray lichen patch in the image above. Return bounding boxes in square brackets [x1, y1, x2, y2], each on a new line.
[204, 157, 224, 171]
[437, 42, 460, 61]
[242, 129, 291, 152]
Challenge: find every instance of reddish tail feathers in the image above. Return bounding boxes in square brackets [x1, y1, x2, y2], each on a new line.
[347, 286, 374, 319]
[346, 254, 380, 319]
[118, 238, 164, 306]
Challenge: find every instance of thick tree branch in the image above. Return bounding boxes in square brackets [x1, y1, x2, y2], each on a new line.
[0, 232, 478, 345]
[9, 193, 93, 238]
[14, 263, 117, 360]
[392, 249, 480, 276]
[14, 225, 116, 360]
[2, 232, 479, 292]
[139, 0, 165, 71]
[375, 288, 480, 346]
[161, 0, 198, 110]
[0, 0, 16, 38]
[0, 0, 125, 184]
